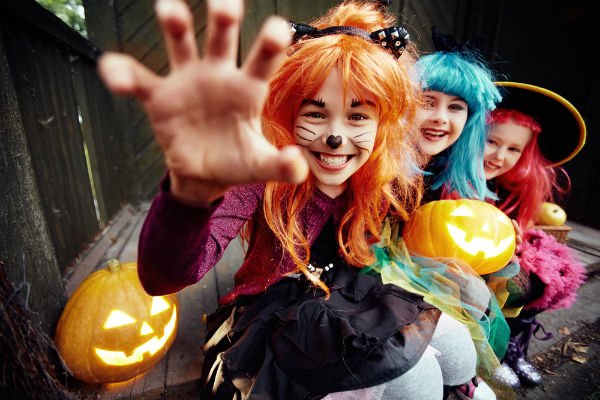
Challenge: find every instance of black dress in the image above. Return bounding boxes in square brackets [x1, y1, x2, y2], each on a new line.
[200, 220, 440, 399]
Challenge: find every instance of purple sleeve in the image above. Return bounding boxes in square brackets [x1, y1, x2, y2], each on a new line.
[138, 177, 263, 295]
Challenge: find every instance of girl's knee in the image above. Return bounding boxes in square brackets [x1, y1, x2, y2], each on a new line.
[430, 314, 477, 385]
[380, 347, 443, 400]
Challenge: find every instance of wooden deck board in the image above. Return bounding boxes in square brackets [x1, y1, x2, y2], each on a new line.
[566, 220, 600, 268]
[66, 206, 600, 399]
[64, 204, 140, 296]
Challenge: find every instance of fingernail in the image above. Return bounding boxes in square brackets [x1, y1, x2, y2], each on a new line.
[155, 0, 175, 17]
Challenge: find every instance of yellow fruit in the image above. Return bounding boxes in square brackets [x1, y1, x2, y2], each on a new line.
[537, 202, 567, 226]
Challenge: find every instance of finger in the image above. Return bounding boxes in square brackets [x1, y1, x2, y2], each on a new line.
[155, 0, 199, 69]
[243, 16, 291, 81]
[98, 53, 161, 100]
[257, 146, 309, 184]
[204, 0, 243, 63]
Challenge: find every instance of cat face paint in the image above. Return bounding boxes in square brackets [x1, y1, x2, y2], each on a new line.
[295, 70, 379, 198]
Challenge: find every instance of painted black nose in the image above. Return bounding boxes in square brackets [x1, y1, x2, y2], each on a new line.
[326, 135, 343, 149]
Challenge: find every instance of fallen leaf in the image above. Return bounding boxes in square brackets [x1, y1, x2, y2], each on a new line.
[571, 355, 587, 364]
[559, 326, 571, 335]
[572, 345, 588, 353]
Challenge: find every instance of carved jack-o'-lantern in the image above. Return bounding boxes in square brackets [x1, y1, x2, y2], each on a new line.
[55, 260, 178, 383]
[403, 199, 516, 275]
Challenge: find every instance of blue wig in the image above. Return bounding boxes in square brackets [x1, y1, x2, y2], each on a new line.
[417, 52, 501, 200]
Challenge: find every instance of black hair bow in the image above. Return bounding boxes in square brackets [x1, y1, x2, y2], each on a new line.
[289, 22, 409, 58]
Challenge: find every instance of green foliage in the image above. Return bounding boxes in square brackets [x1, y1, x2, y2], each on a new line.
[36, 0, 87, 37]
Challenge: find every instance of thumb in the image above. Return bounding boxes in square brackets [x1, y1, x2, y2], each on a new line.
[259, 146, 309, 184]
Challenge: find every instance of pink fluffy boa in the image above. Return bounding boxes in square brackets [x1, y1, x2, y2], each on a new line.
[517, 229, 586, 312]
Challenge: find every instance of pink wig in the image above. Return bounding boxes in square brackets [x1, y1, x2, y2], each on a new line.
[489, 109, 569, 227]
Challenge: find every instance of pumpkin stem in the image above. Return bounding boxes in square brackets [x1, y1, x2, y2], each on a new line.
[106, 259, 121, 273]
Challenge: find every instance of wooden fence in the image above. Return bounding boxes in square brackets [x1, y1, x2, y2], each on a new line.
[0, 0, 139, 331]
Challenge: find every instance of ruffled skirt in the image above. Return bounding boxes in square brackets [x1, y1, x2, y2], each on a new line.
[512, 228, 586, 312]
[200, 263, 440, 400]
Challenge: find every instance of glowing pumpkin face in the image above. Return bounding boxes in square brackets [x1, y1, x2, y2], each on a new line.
[403, 199, 516, 275]
[55, 260, 179, 383]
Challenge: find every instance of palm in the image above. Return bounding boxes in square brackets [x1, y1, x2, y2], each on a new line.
[147, 63, 273, 183]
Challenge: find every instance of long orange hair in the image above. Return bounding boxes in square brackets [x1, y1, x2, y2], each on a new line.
[259, 1, 422, 288]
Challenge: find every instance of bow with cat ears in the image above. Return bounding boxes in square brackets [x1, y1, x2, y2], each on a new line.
[289, 22, 410, 58]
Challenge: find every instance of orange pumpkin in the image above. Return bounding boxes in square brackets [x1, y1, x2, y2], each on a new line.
[403, 199, 516, 275]
[54, 259, 178, 383]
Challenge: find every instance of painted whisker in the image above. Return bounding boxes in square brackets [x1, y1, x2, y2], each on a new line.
[295, 133, 313, 142]
[296, 126, 317, 135]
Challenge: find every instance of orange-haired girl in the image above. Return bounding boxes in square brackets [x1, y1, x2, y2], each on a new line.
[98, 0, 486, 398]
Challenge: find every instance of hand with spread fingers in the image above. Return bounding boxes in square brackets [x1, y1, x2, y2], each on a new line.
[98, 0, 308, 206]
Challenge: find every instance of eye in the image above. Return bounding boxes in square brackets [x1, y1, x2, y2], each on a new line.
[302, 111, 325, 119]
[349, 113, 368, 121]
[151, 297, 171, 315]
[509, 147, 522, 153]
[449, 103, 466, 111]
[104, 310, 136, 329]
[486, 138, 496, 146]
[449, 205, 474, 217]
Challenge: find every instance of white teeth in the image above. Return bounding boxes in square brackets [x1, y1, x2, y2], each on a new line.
[320, 154, 348, 166]
[421, 129, 445, 137]
[485, 161, 499, 170]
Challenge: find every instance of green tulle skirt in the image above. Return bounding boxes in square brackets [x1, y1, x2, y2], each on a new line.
[365, 219, 519, 376]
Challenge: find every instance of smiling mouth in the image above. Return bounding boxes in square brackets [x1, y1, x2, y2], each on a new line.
[421, 128, 447, 142]
[484, 161, 500, 171]
[312, 152, 353, 168]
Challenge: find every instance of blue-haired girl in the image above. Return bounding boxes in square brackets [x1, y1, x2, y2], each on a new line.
[415, 45, 501, 201]
[370, 33, 510, 399]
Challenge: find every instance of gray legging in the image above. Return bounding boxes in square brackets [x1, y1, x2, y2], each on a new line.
[324, 313, 485, 400]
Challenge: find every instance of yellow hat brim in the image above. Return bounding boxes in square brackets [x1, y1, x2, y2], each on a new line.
[494, 82, 586, 167]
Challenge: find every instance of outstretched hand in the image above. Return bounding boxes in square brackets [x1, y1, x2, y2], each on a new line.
[98, 0, 308, 206]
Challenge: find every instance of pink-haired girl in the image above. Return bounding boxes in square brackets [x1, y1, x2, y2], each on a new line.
[485, 83, 587, 388]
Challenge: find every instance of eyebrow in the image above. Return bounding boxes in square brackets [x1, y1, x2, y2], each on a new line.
[351, 99, 375, 108]
[301, 98, 325, 108]
[301, 98, 375, 108]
